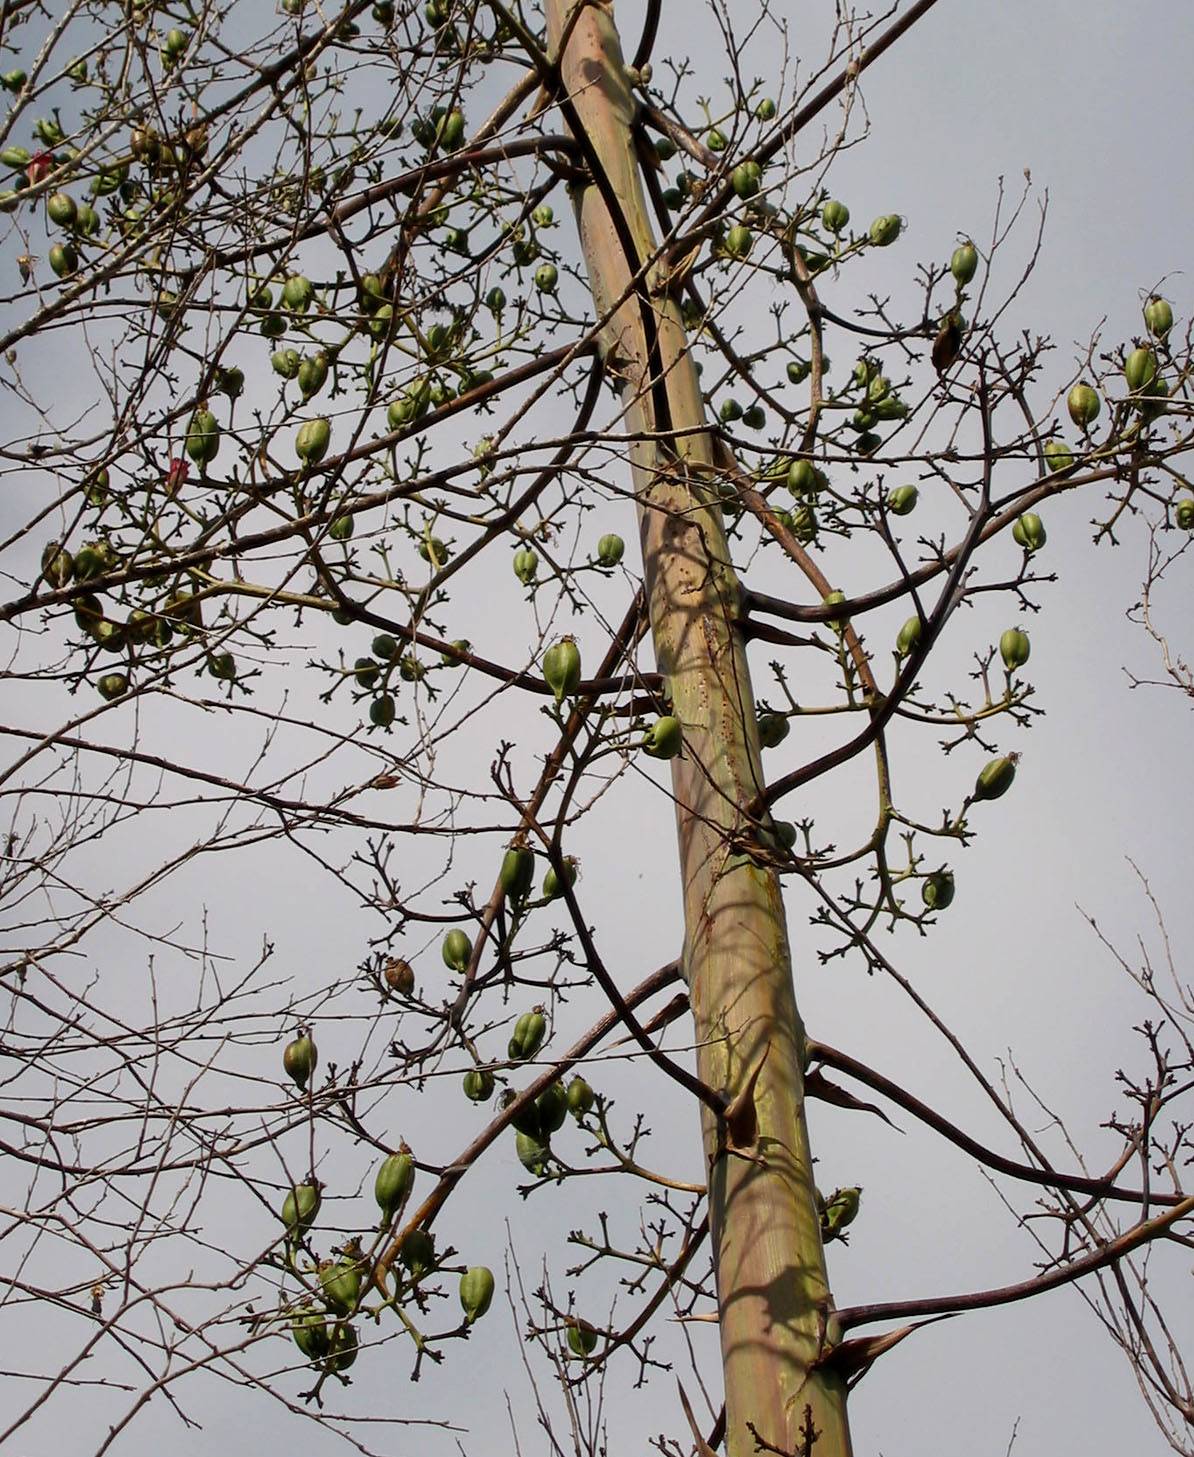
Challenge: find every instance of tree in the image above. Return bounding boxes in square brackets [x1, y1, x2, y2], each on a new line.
[1, 2, 1191, 1454]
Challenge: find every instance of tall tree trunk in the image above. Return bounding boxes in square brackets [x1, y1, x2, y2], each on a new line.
[543, 4, 853, 1454]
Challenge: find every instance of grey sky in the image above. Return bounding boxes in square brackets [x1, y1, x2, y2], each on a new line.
[1, 2, 1192, 1455]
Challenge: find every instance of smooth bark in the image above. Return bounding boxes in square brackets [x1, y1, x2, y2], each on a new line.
[544, 4, 853, 1453]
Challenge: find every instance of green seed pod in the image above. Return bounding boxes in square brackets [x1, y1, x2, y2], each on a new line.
[1124, 346, 1158, 394]
[789, 503, 817, 543]
[595, 533, 624, 567]
[500, 845, 535, 904]
[1, 145, 31, 169]
[217, 365, 244, 398]
[973, 755, 1016, 802]
[742, 404, 766, 430]
[46, 190, 76, 227]
[49, 241, 78, 278]
[508, 1007, 547, 1061]
[184, 409, 220, 466]
[896, 615, 922, 657]
[642, 715, 683, 760]
[1012, 512, 1046, 553]
[821, 198, 850, 233]
[75, 201, 99, 235]
[208, 652, 236, 682]
[1140, 375, 1170, 423]
[281, 1182, 321, 1238]
[512, 546, 538, 585]
[820, 1185, 861, 1240]
[786, 358, 810, 384]
[97, 672, 129, 701]
[460, 1266, 495, 1323]
[418, 536, 450, 567]
[999, 628, 1030, 670]
[485, 286, 506, 315]
[1144, 295, 1173, 339]
[867, 213, 901, 247]
[566, 1318, 599, 1357]
[442, 639, 471, 667]
[374, 1149, 415, 1222]
[542, 857, 578, 900]
[442, 928, 472, 973]
[320, 1256, 363, 1314]
[291, 1305, 331, 1362]
[757, 712, 789, 749]
[282, 273, 314, 311]
[732, 160, 762, 199]
[438, 109, 465, 150]
[1, 70, 26, 93]
[397, 1226, 435, 1276]
[1067, 383, 1100, 428]
[1042, 439, 1073, 473]
[719, 397, 744, 423]
[462, 1067, 495, 1102]
[514, 1129, 550, 1175]
[724, 224, 753, 259]
[755, 97, 777, 120]
[370, 694, 396, 728]
[950, 240, 978, 286]
[786, 459, 818, 495]
[536, 1080, 568, 1135]
[887, 484, 919, 515]
[566, 1076, 595, 1117]
[74, 592, 104, 635]
[1175, 498, 1194, 531]
[921, 870, 954, 911]
[822, 590, 847, 633]
[502, 1088, 543, 1138]
[372, 634, 398, 660]
[534, 262, 558, 293]
[706, 127, 727, 151]
[330, 516, 354, 543]
[873, 394, 909, 421]
[41, 540, 73, 587]
[283, 1030, 317, 1090]
[298, 351, 329, 399]
[295, 417, 331, 464]
[543, 637, 581, 704]
[326, 1323, 359, 1372]
[398, 654, 424, 682]
[271, 347, 300, 379]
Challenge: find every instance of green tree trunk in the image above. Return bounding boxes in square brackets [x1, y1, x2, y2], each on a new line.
[544, 4, 853, 1453]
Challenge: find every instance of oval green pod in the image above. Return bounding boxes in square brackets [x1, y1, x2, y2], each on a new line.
[508, 1007, 547, 1061]
[462, 1067, 495, 1102]
[460, 1265, 495, 1323]
[921, 870, 955, 911]
[974, 755, 1016, 802]
[295, 416, 331, 464]
[542, 637, 581, 704]
[596, 533, 624, 567]
[499, 845, 535, 904]
[442, 928, 472, 972]
[283, 1030, 317, 1090]
[999, 628, 1030, 670]
[374, 1149, 415, 1221]
[642, 715, 683, 760]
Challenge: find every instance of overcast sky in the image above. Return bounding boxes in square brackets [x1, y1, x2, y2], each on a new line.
[2, 3, 1193, 1456]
